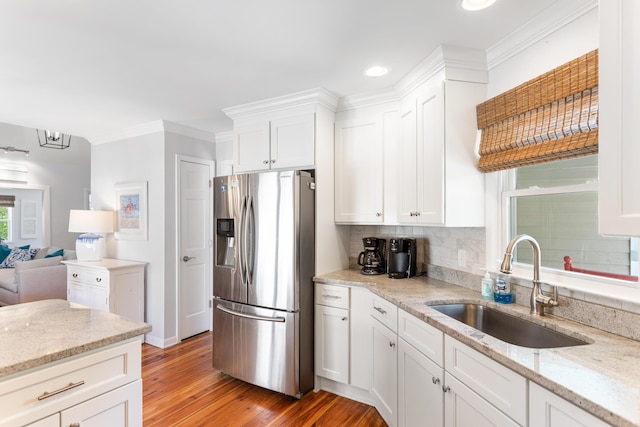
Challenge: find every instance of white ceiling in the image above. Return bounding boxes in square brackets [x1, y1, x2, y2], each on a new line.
[1, 0, 576, 142]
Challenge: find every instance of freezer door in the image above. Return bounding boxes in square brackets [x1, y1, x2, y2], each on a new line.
[248, 171, 311, 311]
[213, 175, 247, 303]
[212, 299, 300, 397]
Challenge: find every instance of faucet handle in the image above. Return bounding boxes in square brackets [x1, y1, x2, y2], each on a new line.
[537, 283, 559, 307]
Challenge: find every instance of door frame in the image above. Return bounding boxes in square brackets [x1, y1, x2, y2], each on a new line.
[175, 155, 215, 340]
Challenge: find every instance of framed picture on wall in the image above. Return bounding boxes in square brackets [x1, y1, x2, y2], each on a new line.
[115, 181, 148, 240]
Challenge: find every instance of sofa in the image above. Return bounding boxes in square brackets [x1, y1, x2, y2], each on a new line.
[0, 247, 75, 306]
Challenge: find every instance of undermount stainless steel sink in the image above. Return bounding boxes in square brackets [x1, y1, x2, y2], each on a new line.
[429, 303, 590, 349]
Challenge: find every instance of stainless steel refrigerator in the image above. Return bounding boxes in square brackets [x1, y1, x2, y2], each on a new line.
[212, 169, 315, 398]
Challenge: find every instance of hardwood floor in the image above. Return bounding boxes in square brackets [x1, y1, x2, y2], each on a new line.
[142, 332, 387, 426]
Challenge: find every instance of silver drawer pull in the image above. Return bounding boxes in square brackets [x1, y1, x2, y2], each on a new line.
[38, 380, 85, 401]
[72, 273, 78, 278]
[322, 294, 341, 299]
[95, 277, 102, 282]
[374, 306, 387, 315]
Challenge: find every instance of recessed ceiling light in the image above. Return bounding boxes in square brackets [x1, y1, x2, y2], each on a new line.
[364, 66, 390, 77]
[460, 0, 497, 11]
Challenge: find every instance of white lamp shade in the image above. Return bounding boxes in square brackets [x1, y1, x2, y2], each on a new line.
[69, 210, 114, 261]
[69, 210, 114, 233]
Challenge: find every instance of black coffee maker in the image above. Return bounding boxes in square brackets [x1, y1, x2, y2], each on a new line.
[388, 238, 417, 279]
[357, 237, 386, 275]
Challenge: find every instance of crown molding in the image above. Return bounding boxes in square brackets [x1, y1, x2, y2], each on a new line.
[214, 131, 233, 144]
[222, 87, 339, 120]
[88, 120, 215, 144]
[338, 45, 487, 111]
[486, 0, 598, 70]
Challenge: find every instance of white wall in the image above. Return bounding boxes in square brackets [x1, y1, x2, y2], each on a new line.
[90, 125, 215, 348]
[0, 122, 91, 249]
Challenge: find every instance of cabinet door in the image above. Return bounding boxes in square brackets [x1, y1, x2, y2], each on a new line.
[233, 121, 271, 173]
[86, 285, 109, 312]
[270, 114, 315, 170]
[61, 379, 142, 427]
[529, 382, 610, 427]
[398, 96, 419, 223]
[334, 117, 384, 223]
[67, 282, 87, 306]
[315, 304, 349, 383]
[398, 338, 444, 427]
[110, 268, 145, 322]
[599, 0, 640, 235]
[444, 374, 519, 427]
[371, 318, 398, 427]
[416, 80, 445, 225]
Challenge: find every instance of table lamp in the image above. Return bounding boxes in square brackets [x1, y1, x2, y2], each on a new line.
[68, 210, 114, 261]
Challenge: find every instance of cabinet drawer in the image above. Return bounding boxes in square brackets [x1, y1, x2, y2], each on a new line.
[0, 338, 141, 427]
[67, 267, 108, 286]
[370, 293, 397, 333]
[445, 335, 527, 426]
[315, 283, 350, 309]
[398, 309, 443, 366]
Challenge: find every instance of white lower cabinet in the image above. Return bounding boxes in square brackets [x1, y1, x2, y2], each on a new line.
[315, 304, 350, 383]
[398, 338, 444, 427]
[444, 373, 519, 427]
[1, 338, 143, 427]
[371, 315, 398, 427]
[314, 283, 371, 399]
[529, 382, 610, 427]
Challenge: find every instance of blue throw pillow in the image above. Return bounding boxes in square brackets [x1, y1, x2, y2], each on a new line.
[45, 248, 64, 258]
[0, 245, 10, 264]
[0, 248, 34, 268]
[18, 244, 30, 250]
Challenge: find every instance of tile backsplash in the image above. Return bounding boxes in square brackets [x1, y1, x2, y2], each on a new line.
[347, 225, 640, 341]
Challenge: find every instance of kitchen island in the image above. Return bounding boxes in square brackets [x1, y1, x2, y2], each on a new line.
[315, 270, 640, 427]
[0, 299, 151, 426]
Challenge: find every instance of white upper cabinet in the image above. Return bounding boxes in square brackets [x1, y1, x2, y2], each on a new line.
[224, 88, 337, 174]
[599, 0, 640, 236]
[399, 73, 486, 226]
[233, 114, 315, 173]
[335, 115, 384, 223]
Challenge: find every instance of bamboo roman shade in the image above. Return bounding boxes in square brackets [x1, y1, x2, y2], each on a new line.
[476, 49, 599, 172]
[0, 195, 15, 208]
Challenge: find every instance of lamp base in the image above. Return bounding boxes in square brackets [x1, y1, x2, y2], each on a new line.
[76, 233, 105, 262]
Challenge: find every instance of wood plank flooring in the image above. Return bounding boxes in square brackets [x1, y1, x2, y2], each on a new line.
[142, 331, 387, 426]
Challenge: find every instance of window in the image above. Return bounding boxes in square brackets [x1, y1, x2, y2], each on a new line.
[0, 206, 13, 243]
[501, 155, 638, 284]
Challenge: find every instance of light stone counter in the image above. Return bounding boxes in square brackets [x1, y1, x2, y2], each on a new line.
[0, 299, 152, 378]
[316, 269, 640, 427]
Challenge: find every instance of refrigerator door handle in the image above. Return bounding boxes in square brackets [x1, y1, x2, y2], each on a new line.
[216, 304, 286, 323]
[246, 196, 255, 285]
[239, 195, 248, 285]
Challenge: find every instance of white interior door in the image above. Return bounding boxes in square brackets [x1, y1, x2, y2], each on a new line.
[178, 157, 213, 340]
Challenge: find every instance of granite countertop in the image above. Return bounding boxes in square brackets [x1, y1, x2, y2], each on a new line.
[316, 269, 640, 427]
[0, 299, 152, 378]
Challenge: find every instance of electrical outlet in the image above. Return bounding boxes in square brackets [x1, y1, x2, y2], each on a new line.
[458, 249, 466, 268]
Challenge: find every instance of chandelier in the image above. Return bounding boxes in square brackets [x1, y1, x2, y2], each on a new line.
[36, 129, 71, 149]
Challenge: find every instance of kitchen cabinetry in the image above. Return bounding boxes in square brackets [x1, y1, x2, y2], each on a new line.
[314, 284, 371, 400]
[599, 0, 640, 236]
[370, 293, 398, 426]
[233, 114, 315, 173]
[64, 259, 146, 322]
[529, 382, 609, 427]
[398, 309, 444, 427]
[315, 284, 350, 383]
[334, 112, 384, 224]
[1, 338, 143, 427]
[399, 77, 486, 226]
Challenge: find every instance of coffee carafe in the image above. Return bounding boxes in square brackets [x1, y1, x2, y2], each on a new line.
[357, 237, 386, 275]
[388, 238, 417, 279]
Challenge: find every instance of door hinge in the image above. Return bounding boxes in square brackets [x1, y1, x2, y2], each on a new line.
[209, 179, 212, 187]
[209, 299, 213, 308]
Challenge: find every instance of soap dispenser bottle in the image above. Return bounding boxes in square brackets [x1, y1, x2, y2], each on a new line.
[481, 271, 494, 300]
